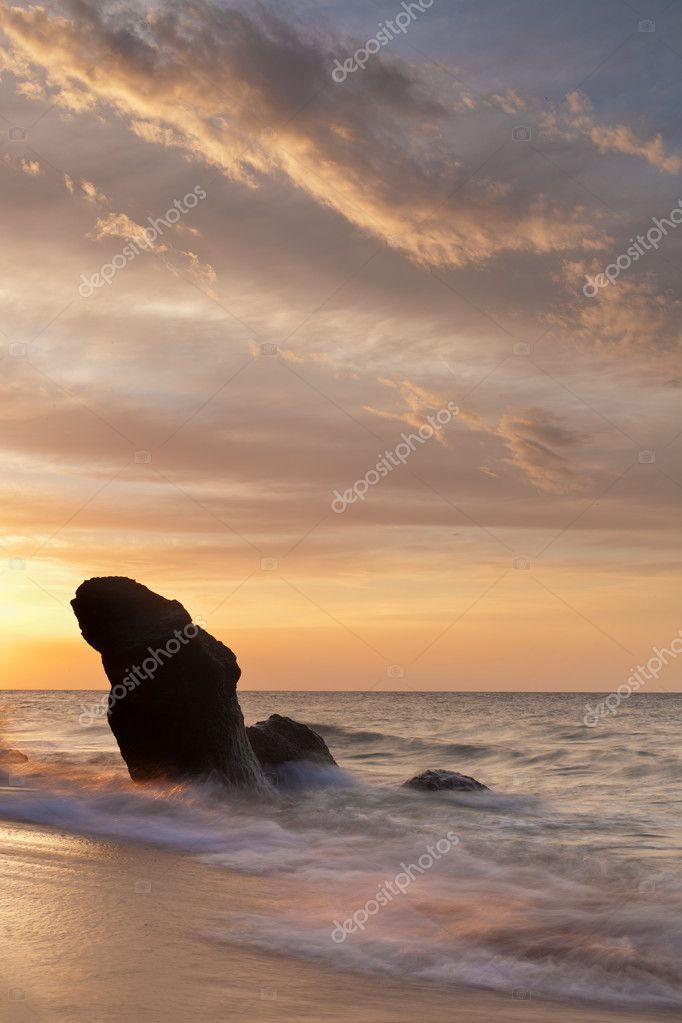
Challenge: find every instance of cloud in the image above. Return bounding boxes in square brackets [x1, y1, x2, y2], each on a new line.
[90, 210, 165, 252]
[434, 402, 592, 495]
[489, 87, 526, 116]
[363, 376, 591, 493]
[364, 377, 455, 442]
[542, 91, 682, 174]
[495, 407, 590, 494]
[20, 157, 40, 175]
[1, 153, 42, 177]
[80, 178, 109, 206]
[0, 0, 608, 269]
[86, 206, 221, 294]
[549, 261, 682, 358]
[179, 250, 216, 289]
[64, 174, 109, 206]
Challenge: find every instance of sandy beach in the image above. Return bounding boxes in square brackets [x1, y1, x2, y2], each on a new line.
[1, 817, 677, 1023]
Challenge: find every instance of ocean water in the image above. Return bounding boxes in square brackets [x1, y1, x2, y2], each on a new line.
[1, 690, 682, 1009]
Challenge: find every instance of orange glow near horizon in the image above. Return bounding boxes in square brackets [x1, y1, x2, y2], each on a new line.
[0, 1, 681, 694]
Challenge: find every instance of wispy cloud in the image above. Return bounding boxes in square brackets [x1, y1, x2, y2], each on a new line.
[495, 408, 590, 495]
[0, 0, 608, 269]
[543, 91, 682, 175]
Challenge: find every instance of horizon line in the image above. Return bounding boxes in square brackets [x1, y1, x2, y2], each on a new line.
[1, 688, 680, 696]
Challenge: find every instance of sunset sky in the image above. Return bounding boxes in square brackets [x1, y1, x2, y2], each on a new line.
[1, 0, 681, 692]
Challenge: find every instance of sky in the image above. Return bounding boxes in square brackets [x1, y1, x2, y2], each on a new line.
[0, 0, 681, 692]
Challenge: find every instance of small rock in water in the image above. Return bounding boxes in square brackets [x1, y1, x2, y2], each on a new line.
[0, 748, 28, 764]
[403, 768, 487, 792]
[247, 714, 337, 769]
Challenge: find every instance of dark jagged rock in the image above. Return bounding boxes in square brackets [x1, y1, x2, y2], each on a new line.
[247, 714, 337, 769]
[403, 768, 488, 792]
[71, 576, 267, 789]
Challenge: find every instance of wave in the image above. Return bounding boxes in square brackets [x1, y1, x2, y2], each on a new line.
[308, 721, 495, 760]
[209, 890, 682, 1009]
[2, 760, 682, 1009]
[3, 692, 682, 1010]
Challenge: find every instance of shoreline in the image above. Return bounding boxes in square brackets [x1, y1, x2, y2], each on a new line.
[1, 818, 678, 1023]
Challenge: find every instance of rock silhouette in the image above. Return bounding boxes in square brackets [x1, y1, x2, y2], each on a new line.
[71, 577, 267, 788]
[403, 768, 487, 792]
[247, 714, 337, 769]
[70, 576, 487, 795]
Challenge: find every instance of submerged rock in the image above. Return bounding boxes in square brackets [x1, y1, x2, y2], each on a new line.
[403, 768, 487, 792]
[247, 714, 337, 769]
[0, 747, 28, 785]
[71, 576, 267, 789]
[0, 748, 28, 764]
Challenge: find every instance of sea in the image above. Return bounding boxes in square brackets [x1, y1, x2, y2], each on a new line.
[1, 689, 681, 1009]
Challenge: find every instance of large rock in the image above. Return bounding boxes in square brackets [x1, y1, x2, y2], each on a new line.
[247, 714, 337, 769]
[403, 768, 487, 792]
[71, 577, 267, 789]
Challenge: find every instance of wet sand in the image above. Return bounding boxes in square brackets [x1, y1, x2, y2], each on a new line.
[0, 819, 677, 1023]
